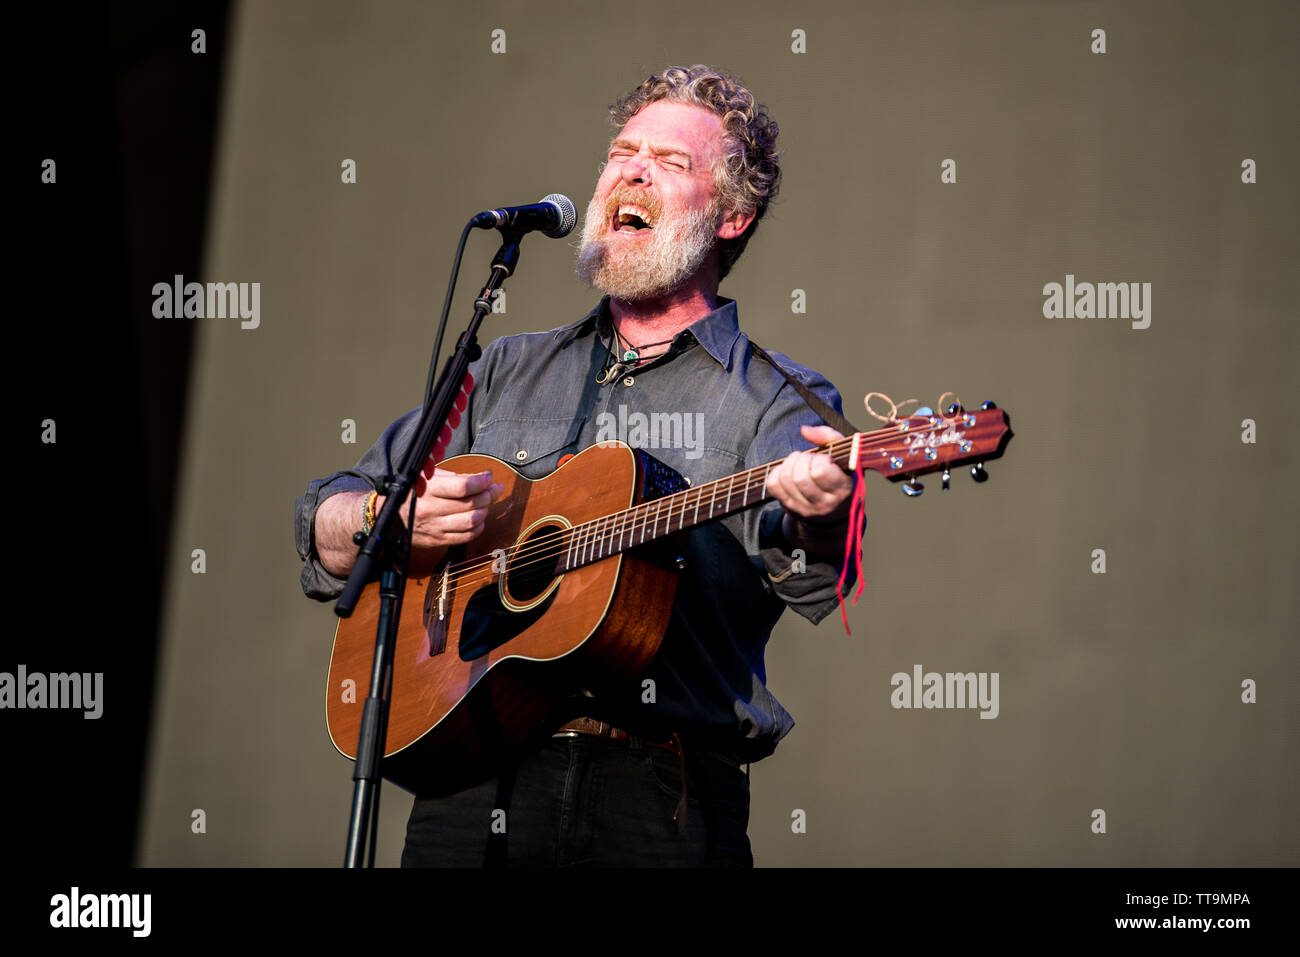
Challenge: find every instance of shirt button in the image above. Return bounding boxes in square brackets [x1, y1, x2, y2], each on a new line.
[623, 376, 635, 387]
[515, 450, 528, 461]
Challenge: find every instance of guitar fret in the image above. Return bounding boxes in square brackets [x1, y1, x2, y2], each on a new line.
[549, 446, 859, 575]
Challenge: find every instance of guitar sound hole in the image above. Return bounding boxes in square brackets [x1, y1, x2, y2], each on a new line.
[504, 523, 565, 603]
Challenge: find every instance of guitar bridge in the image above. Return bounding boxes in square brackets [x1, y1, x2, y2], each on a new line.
[423, 563, 451, 657]
[437, 564, 449, 621]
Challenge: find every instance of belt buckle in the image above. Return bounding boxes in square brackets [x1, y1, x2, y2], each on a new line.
[554, 716, 599, 739]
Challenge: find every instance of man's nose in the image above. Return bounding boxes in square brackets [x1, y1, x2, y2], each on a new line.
[620, 151, 653, 186]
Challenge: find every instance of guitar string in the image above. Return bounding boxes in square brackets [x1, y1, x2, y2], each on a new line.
[442, 421, 965, 583]
[442, 421, 967, 585]
[438, 419, 970, 584]
[440, 425, 920, 580]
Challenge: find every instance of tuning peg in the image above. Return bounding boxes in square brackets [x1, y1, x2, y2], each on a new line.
[942, 468, 951, 490]
[903, 477, 924, 497]
[980, 400, 997, 411]
[946, 402, 963, 415]
[970, 463, 988, 483]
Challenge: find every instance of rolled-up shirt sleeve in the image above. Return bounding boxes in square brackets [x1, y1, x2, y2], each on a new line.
[744, 368, 866, 626]
[293, 348, 491, 601]
[294, 410, 418, 600]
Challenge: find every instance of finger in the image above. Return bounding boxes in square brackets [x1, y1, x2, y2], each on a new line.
[426, 478, 506, 509]
[791, 452, 852, 518]
[425, 468, 495, 500]
[800, 424, 844, 447]
[801, 453, 852, 498]
[442, 507, 488, 532]
[794, 450, 838, 507]
[420, 526, 483, 547]
[415, 505, 488, 538]
[776, 452, 820, 515]
[462, 485, 501, 510]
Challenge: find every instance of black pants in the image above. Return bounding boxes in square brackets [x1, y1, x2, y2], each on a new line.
[401, 733, 752, 867]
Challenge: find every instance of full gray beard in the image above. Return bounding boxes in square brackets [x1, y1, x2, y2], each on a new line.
[575, 195, 719, 301]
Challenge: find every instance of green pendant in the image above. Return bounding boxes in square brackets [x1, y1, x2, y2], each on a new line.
[622, 348, 639, 362]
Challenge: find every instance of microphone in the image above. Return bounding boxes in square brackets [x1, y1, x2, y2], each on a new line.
[470, 194, 577, 238]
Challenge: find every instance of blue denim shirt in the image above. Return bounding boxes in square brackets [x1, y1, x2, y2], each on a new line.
[294, 296, 864, 762]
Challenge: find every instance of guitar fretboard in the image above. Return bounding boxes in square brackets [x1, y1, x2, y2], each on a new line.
[554, 432, 868, 573]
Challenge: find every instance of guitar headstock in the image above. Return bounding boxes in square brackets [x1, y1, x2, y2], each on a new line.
[848, 400, 1012, 496]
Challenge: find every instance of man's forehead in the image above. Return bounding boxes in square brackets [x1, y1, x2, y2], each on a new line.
[612, 101, 724, 159]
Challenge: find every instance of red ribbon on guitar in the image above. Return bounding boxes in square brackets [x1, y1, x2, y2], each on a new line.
[834, 434, 867, 636]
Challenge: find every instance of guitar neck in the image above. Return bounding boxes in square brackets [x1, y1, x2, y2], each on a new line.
[556, 432, 867, 574]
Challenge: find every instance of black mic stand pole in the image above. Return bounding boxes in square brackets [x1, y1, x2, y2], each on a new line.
[335, 229, 523, 868]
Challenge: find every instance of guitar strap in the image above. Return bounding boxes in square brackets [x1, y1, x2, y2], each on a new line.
[747, 340, 862, 436]
[750, 339, 869, 635]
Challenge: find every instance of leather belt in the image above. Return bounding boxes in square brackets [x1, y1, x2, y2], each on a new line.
[554, 717, 689, 832]
[554, 716, 629, 741]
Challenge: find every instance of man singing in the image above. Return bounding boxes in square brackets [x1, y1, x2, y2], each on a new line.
[295, 65, 864, 866]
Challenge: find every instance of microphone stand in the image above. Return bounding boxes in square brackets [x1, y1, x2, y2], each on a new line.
[335, 228, 524, 868]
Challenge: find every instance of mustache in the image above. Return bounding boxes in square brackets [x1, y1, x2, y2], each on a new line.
[602, 188, 664, 222]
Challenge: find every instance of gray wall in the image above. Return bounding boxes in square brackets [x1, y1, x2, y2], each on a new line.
[140, 0, 1299, 866]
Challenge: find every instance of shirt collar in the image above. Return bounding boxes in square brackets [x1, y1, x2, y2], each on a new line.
[554, 295, 741, 370]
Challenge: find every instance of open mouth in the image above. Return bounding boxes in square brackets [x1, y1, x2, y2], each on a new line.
[610, 204, 656, 235]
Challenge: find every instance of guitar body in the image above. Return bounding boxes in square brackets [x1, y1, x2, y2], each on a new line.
[325, 441, 683, 796]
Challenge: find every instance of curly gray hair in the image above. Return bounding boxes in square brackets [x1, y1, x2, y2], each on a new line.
[609, 65, 781, 280]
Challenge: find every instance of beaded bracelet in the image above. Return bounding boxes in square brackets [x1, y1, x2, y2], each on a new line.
[360, 489, 379, 535]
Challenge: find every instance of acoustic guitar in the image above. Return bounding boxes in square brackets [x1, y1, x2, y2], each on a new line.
[326, 400, 1012, 794]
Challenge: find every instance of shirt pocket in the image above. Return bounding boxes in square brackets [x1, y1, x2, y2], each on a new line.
[470, 415, 585, 478]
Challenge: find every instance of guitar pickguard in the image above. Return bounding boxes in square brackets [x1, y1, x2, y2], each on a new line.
[459, 578, 560, 661]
